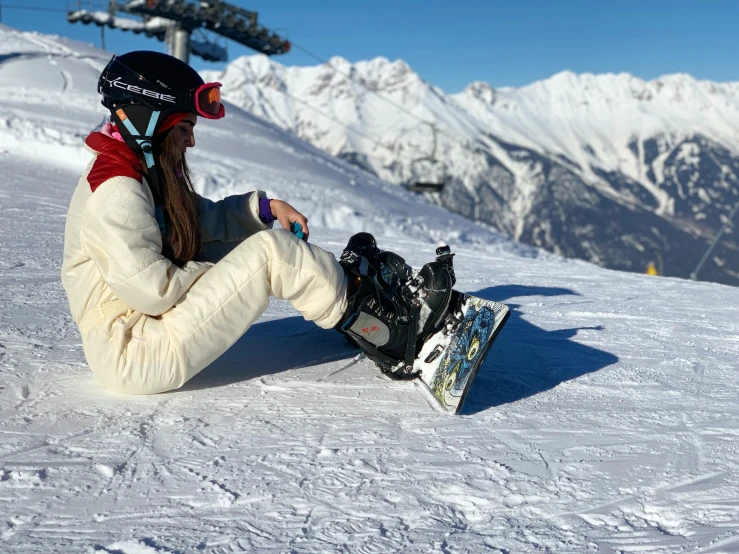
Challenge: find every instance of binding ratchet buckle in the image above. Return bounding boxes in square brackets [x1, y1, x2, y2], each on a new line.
[435, 245, 456, 286]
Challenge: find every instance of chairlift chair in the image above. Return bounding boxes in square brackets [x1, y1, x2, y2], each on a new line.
[403, 123, 446, 194]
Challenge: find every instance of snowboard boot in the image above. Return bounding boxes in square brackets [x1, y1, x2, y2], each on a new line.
[336, 233, 455, 379]
[338, 232, 380, 349]
[339, 232, 379, 281]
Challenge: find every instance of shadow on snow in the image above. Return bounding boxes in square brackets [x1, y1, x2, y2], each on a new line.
[182, 315, 356, 391]
[460, 284, 619, 414]
[184, 285, 619, 415]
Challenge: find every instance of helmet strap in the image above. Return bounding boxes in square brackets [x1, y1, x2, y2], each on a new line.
[111, 106, 167, 235]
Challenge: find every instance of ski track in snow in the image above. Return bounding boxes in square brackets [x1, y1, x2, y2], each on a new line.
[2, 25, 739, 554]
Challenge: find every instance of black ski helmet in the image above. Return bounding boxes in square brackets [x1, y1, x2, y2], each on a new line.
[97, 51, 224, 231]
[99, 51, 207, 118]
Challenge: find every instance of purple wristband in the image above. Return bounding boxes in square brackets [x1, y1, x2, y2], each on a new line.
[259, 197, 276, 224]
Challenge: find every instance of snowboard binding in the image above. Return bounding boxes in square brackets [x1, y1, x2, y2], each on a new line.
[337, 233, 459, 380]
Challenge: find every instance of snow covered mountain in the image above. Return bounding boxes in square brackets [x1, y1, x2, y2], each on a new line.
[3, 25, 739, 553]
[203, 55, 739, 286]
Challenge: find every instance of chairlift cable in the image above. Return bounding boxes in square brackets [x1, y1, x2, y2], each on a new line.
[2, 4, 68, 12]
[277, 89, 386, 151]
[284, 39, 472, 153]
[690, 200, 739, 281]
[276, 86, 434, 170]
[276, 87, 446, 191]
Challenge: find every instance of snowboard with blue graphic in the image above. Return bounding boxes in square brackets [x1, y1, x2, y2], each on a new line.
[415, 293, 510, 414]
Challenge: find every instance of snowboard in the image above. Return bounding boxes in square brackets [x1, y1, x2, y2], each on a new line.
[415, 292, 510, 414]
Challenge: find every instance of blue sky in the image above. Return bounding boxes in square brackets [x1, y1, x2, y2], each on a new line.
[2, 0, 738, 92]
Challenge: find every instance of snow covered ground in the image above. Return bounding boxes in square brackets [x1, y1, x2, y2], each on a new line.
[2, 26, 739, 554]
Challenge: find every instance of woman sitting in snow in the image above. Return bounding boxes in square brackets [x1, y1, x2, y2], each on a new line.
[61, 51, 452, 394]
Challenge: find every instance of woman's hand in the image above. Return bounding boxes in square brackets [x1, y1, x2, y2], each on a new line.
[270, 199, 310, 241]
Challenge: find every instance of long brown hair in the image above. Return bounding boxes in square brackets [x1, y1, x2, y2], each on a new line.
[153, 130, 201, 266]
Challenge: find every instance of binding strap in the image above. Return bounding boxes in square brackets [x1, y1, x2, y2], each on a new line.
[402, 301, 422, 376]
[352, 334, 420, 381]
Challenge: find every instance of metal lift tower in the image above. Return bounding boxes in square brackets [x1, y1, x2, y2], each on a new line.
[67, 1, 291, 64]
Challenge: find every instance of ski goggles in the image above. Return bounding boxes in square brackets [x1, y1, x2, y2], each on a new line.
[193, 82, 224, 119]
[99, 56, 225, 120]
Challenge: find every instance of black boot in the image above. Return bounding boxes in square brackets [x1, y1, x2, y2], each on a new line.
[336, 233, 454, 379]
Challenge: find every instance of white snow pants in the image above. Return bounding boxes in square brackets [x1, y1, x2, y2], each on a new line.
[78, 229, 348, 394]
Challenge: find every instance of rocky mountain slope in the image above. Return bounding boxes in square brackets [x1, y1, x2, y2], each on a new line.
[204, 56, 739, 285]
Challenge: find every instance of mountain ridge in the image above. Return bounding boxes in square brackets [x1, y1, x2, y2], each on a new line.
[206, 54, 739, 285]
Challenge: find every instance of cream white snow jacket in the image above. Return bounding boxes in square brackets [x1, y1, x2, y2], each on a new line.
[62, 132, 348, 394]
[63, 135, 269, 322]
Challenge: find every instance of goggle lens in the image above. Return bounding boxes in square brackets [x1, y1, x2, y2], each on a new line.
[195, 83, 224, 119]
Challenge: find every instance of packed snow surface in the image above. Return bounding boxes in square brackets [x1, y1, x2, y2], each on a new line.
[2, 26, 739, 554]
